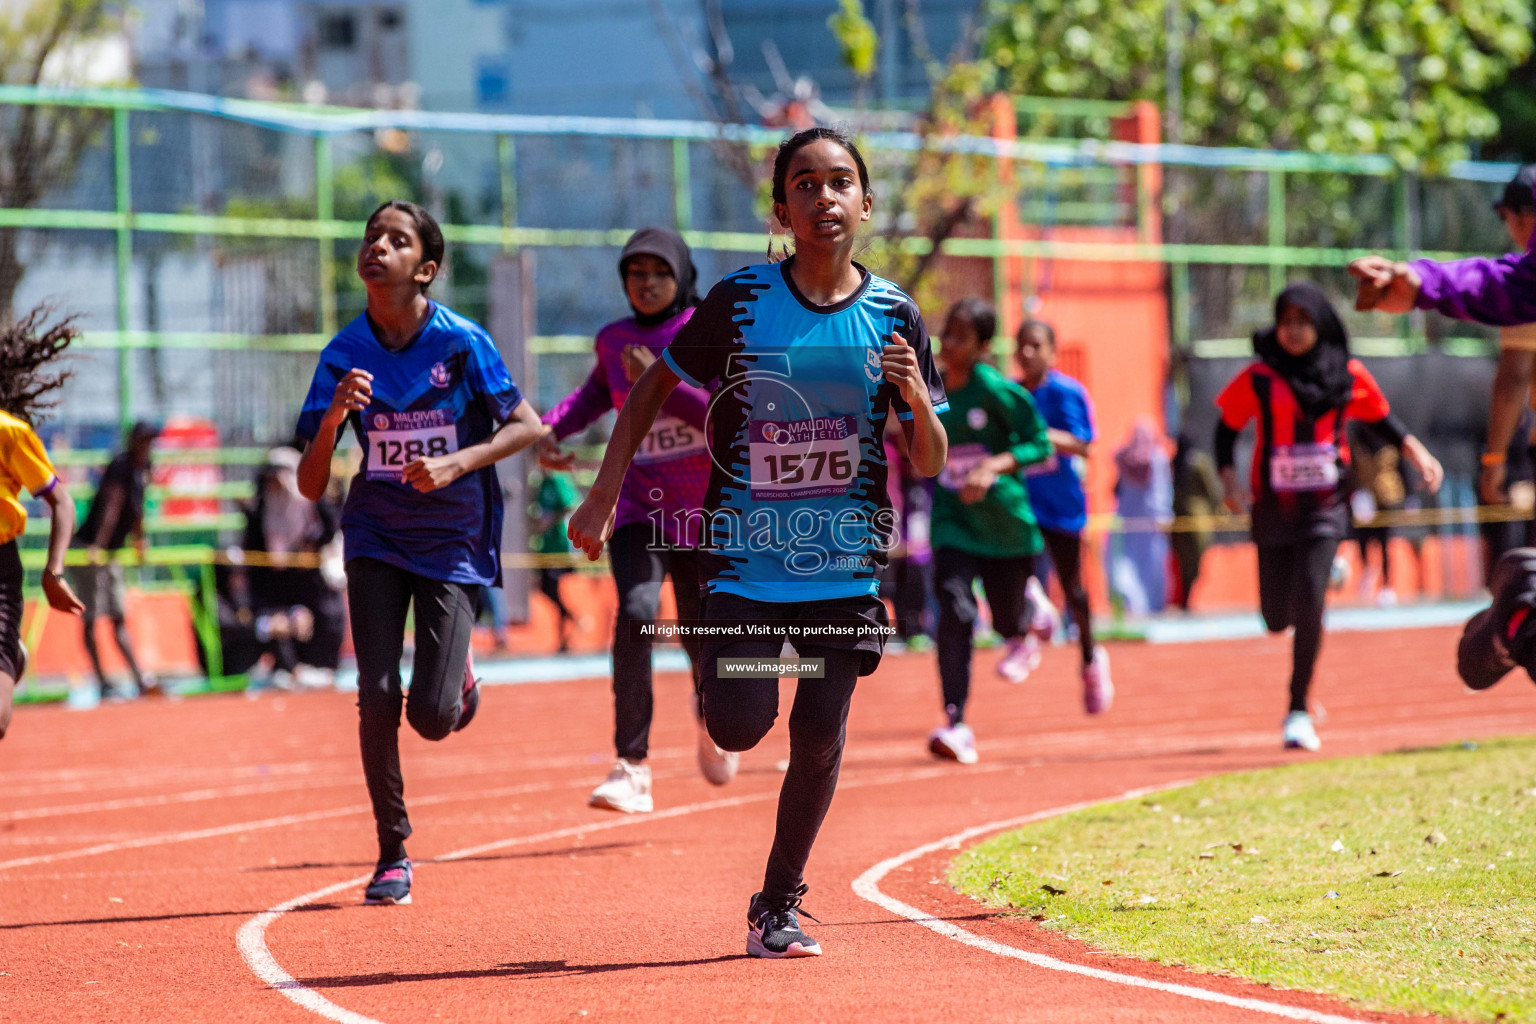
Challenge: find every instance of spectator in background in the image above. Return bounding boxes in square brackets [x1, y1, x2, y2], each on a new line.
[530, 467, 583, 652]
[1349, 428, 1408, 607]
[1109, 420, 1172, 614]
[238, 446, 345, 687]
[1475, 166, 1536, 509]
[1170, 434, 1222, 611]
[69, 421, 159, 699]
[1480, 406, 1536, 579]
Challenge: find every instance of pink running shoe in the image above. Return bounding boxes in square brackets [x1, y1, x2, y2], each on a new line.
[453, 652, 480, 733]
[996, 634, 1042, 684]
[1082, 647, 1114, 714]
[1025, 576, 1061, 641]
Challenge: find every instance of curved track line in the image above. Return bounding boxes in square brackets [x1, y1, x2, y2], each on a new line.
[237, 763, 1007, 1023]
[850, 784, 1388, 1024]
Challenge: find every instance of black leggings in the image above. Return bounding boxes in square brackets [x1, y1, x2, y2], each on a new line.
[0, 541, 22, 682]
[1356, 526, 1391, 585]
[1040, 527, 1095, 664]
[1256, 537, 1339, 714]
[934, 547, 1034, 723]
[538, 568, 574, 623]
[701, 643, 861, 901]
[347, 556, 479, 861]
[608, 522, 703, 762]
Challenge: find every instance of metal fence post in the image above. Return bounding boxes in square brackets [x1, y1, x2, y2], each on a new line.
[499, 134, 517, 251]
[113, 106, 132, 432]
[1267, 169, 1286, 297]
[315, 134, 337, 338]
[489, 250, 536, 624]
[673, 136, 692, 232]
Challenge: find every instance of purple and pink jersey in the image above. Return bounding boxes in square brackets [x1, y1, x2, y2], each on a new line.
[542, 309, 712, 547]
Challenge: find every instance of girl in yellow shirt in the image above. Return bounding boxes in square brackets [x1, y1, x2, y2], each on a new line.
[1, 310, 85, 739]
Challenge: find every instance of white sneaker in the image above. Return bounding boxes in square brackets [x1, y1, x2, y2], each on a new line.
[1026, 576, 1061, 641]
[696, 723, 739, 787]
[928, 722, 978, 764]
[1377, 587, 1398, 608]
[1282, 711, 1321, 751]
[996, 634, 1042, 683]
[589, 759, 653, 813]
[1082, 646, 1114, 714]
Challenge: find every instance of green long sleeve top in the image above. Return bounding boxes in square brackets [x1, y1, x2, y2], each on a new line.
[930, 361, 1054, 557]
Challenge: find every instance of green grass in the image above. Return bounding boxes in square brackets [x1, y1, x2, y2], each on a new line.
[950, 737, 1536, 1022]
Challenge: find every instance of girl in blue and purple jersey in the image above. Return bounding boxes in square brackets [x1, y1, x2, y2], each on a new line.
[1014, 317, 1113, 713]
[295, 201, 548, 907]
[537, 227, 737, 815]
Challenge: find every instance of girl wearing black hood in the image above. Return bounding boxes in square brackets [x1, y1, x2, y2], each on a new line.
[538, 227, 737, 813]
[1214, 281, 1442, 751]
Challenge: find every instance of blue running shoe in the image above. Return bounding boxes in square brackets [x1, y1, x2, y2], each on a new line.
[747, 884, 822, 958]
[364, 858, 412, 905]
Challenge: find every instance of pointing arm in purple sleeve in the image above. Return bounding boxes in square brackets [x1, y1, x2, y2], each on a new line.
[1410, 248, 1536, 326]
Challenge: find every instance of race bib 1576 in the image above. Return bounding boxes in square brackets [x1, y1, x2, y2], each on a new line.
[366, 409, 458, 481]
[634, 414, 706, 465]
[1270, 442, 1338, 493]
[748, 415, 860, 501]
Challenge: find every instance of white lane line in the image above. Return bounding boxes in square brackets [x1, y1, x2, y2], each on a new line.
[0, 777, 588, 872]
[0, 779, 361, 824]
[237, 763, 1009, 1023]
[850, 784, 1388, 1024]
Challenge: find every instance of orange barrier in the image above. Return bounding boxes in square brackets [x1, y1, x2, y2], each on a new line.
[26, 590, 203, 678]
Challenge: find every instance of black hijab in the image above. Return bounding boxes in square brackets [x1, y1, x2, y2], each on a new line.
[618, 227, 700, 327]
[1252, 281, 1354, 418]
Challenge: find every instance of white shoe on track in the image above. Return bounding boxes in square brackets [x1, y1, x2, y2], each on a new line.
[928, 722, 978, 764]
[1282, 711, 1321, 751]
[588, 759, 653, 813]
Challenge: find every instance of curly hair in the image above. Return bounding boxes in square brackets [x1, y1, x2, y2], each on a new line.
[0, 305, 78, 425]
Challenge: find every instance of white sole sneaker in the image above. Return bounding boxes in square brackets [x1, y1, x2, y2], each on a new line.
[588, 760, 654, 813]
[928, 724, 978, 765]
[588, 792, 654, 813]
[746, 931, 822, 958]
[363, 893, 412, 906]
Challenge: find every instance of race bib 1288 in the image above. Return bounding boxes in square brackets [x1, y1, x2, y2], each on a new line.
[748, 415, 859, 501]
[366, 409, 458, 481]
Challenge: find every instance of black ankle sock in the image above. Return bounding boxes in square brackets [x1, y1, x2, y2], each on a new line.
[379, 841, 407, 865]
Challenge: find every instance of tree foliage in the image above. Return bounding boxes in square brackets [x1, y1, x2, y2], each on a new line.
[0, 0, 129, 316]
[828, 0, 880, 82]
[983, 0, 1532, 170]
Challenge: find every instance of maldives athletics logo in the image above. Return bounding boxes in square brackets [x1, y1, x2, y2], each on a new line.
[429, 361, 452, 388]
[372, 413, 391, 430]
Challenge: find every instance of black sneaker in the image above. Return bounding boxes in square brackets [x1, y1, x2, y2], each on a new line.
[746, 884, 822, 958]
[363, 858, 412, 905]
[453, 658, 480, 733]
[1459, 547, 1536, 691]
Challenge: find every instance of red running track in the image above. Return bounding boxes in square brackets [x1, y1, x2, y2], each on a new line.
[3, 626, 1532, 1024]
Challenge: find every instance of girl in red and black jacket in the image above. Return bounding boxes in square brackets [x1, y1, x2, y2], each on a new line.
[1215, 281, 1443, 752]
